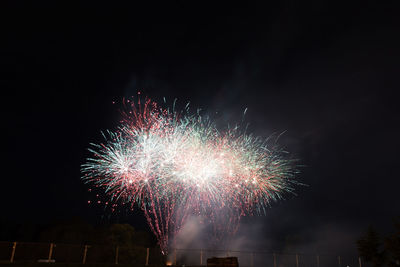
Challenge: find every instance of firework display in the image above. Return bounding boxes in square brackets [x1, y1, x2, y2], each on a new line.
[81, 97, 298, 253]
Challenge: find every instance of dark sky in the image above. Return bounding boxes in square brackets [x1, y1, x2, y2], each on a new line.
[2, 1, 399, 256]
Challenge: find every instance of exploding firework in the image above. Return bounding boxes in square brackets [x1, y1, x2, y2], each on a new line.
[81, 97, 299, 253]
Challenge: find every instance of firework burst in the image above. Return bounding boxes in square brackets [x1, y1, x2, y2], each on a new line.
[81, 97, 299, 253]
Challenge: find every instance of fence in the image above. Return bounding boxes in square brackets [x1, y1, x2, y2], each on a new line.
[0, 241, 164, 265]
[0, 241, 365, 267]
[169, 248, 365, 267]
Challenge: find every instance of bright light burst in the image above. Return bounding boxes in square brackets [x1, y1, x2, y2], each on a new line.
[81, 97, 299, 253]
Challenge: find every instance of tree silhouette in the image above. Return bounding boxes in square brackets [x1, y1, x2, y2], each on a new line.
[39, 217, 94, 244]
[385, 218, 400, 266]
[357, 226, 384, 267]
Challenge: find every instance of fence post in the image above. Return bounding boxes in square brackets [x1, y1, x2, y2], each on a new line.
[200, 249, 203, 265]
[173, 248, 177, 265]
[317, 254, 320, 267]
[115, 246, 119, 265]
[296, 254, 299, 267]
[48, 243, 54, 262]
[358, 257, 362, 267]
[10, 242, 17, 263]
[338, 256, 341, 267]
[82, 245, 89, 264]
[146, 247, 150, 266]
[273, 253, 277, 267]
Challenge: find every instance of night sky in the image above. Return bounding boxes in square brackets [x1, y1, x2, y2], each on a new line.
[2, 1, 399, 256]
